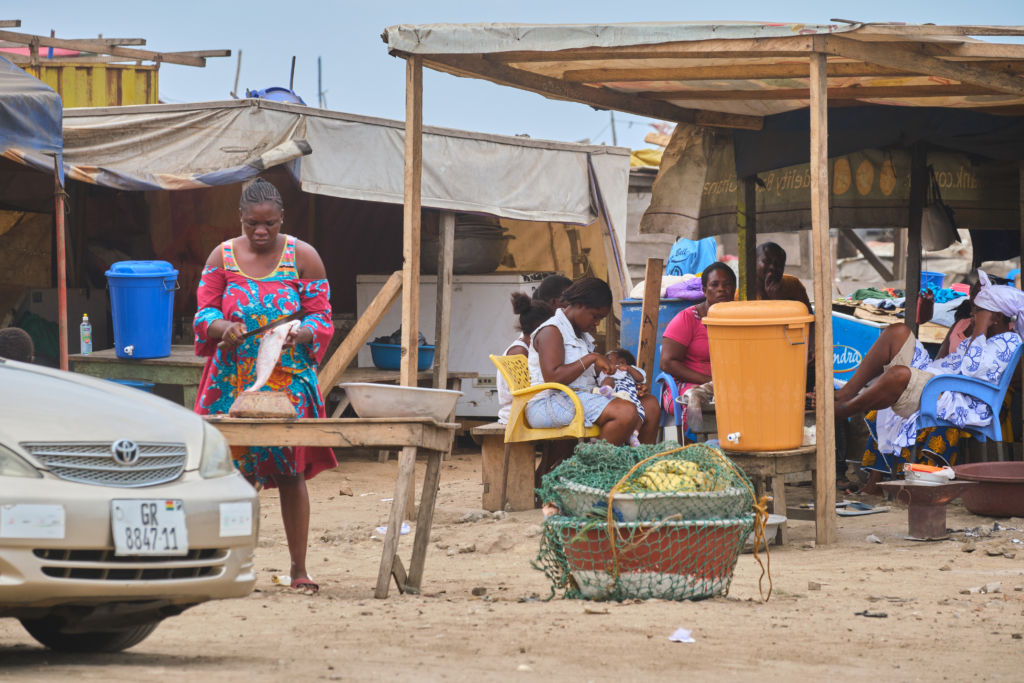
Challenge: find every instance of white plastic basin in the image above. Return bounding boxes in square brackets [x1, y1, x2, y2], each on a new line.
[743, 514, 787, 553]
[340, 383, 463, 422]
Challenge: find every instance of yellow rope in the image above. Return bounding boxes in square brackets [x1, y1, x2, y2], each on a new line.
[604, 443, 772, 602]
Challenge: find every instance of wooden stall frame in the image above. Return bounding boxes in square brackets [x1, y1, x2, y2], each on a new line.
[637, 258, 663, 392]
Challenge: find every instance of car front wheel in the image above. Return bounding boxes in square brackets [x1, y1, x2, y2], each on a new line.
[19, 617, 159, 653]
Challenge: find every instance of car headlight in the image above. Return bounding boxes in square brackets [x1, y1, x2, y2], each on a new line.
[0, 443, 41, 478]
[200, 422, 236, 479]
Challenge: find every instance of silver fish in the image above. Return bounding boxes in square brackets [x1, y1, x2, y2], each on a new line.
[245, 320, 301, 393]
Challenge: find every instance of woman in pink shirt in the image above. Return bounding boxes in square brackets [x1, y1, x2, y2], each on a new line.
[659, 262, 737, 427]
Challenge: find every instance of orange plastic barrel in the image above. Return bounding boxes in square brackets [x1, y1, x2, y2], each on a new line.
[703, 300, 814, 452]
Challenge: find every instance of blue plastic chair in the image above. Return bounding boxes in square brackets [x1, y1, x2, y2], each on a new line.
[914, 342, 1024, 460]
[654, 371, 683, 443]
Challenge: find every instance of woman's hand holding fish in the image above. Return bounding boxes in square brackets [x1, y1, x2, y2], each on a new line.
[282, 325, 313, 348]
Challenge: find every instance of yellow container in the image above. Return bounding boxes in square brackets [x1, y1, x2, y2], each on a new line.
[703, 300, 814, 452]
[20, 62, 159, 108]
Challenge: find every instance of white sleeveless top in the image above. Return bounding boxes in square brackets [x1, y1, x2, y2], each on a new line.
[496, 335, 529, 424]
[528, 308, 597, 400]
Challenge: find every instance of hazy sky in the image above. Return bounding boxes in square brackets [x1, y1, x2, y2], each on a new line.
[12, 2, 1024, 150]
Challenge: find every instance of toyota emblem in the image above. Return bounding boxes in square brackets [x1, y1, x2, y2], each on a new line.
[111, 439, 141, 466]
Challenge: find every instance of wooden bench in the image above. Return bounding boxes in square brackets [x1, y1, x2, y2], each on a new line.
[471, 422, 536, 512]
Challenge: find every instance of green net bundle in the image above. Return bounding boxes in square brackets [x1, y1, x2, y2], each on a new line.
[532, 441, 758, 602]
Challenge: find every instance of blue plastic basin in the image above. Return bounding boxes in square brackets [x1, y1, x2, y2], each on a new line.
[105, 261, 178, 360]
[107, 379, 155, 393]
[368, 343, 435, 371]
[921, 271, 945, 289]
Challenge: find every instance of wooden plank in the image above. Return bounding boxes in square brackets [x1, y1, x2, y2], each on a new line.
[0, 30, 210, 67]
[317, 271, 402, 390]
[484, 36, 817, 63]
[73, 361, 202, 386]
[204, 417, 456, 452]
[906, 143, 928, 337]
[892, 228, 906, 280]
[642, 83, 1004, 100]
[407, 450, 443, 590]
[420, 53, 763, 131]
[432, 211, 455, 390]
[637, 259, 663, 391]
[738, 177, 757, 301]
[0, 21, 21, 28]
[839, 227, 894, 281]
[375, 446, 418, 599]
[821, 35, 1024, 97]
[481, 436, 535, 512]
[808, 52, 838, 547]
[400, 55, 424, 388]
[914, 42, 1024, 60]
[853, 25, 1024, 37]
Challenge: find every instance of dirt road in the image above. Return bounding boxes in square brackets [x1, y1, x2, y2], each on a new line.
[4, 448, 1024, 681]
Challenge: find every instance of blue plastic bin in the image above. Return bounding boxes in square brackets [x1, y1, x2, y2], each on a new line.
[831, 311, 888, 376]
[107, 379, 155, 393]
[368, 343, 435, 371]
[619, 299, 695, 375]
[105, 261, 178, 360]
[921, 271, 945, 289]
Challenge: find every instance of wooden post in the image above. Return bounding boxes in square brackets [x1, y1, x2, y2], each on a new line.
[906, 143, 928, 338]
[433, 211, 455, 390]
[54, 156, 68, 371]
[738, 177, 758, 301]
[809, 52, 838, 546]
[840, 227, 894, 281]
[637, 258, 663, 391]
[400, 55, 424, 388]
[892, 229, 906, 281]
[375, 445, 418, 599]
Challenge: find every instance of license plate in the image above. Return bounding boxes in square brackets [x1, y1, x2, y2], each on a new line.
[111, 500, 189, 556]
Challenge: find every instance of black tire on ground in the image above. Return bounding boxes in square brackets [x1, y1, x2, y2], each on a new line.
[20, 617, 159, 653]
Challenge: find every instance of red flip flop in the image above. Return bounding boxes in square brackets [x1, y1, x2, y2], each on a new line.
[291, 576, 319, 594]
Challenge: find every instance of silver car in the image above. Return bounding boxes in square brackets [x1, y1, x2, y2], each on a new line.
[0, 358, 258, 652]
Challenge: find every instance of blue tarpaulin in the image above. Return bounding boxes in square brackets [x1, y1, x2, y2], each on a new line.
[0, 55, 62, 184]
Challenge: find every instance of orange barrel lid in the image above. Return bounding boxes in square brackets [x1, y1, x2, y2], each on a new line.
[702, 300, 814, 326]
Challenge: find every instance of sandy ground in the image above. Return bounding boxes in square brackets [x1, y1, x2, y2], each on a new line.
[3, 446, 1024, 682]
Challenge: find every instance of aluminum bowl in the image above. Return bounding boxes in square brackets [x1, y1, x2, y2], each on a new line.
[340, 383, 462, 423]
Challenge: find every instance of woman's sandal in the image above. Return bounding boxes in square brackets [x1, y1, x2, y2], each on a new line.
[291, 576, 319, 594]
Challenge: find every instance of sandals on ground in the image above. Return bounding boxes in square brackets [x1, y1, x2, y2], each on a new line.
[291, 576, 319, 594]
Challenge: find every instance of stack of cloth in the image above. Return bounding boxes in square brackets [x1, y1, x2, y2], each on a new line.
[832, 285, 967, 343]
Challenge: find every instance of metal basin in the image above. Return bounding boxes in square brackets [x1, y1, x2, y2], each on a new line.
[340, 383, 462, 423]
[953, 462, 1024, 517]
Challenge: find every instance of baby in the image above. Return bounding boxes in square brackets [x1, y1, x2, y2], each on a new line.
[594, 347, 646, 447]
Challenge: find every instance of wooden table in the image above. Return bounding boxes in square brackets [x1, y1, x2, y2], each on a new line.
[70, 346, 476, 413]
[720, 445, 819, 546]
[206, 416, 456, 599]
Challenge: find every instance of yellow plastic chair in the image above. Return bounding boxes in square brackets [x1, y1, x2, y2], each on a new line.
[490, 354, 600, 510]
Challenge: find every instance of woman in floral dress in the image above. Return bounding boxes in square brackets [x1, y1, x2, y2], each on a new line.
[193, 178, 333, 592]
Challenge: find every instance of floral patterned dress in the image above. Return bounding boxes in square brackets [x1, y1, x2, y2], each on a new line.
[193, 235, 335, 487]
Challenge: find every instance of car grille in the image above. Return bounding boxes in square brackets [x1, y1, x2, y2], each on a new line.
[34, 548, 227, 581]
[21, 442, 188, 487]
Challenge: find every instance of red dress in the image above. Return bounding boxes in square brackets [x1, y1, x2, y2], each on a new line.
[192, 236, 336, 486]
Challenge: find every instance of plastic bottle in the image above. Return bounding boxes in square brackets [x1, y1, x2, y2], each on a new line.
[80, 314, 92, 354]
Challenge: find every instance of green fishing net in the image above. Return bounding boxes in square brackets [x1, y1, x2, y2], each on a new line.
[532, 441, 762, 602]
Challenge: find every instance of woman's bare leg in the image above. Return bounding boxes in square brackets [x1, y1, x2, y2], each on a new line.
[638, 394, 662, 444]
[270, 472, 311, 584]
[835, 366, 912, 419]
[835, 323, 914, 403]
[597, 399, 640, 446]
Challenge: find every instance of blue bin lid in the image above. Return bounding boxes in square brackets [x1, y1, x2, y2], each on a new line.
[105, 260, 178, 278]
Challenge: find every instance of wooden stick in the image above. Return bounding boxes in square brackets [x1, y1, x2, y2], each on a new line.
[420, 52, 763, 131]
[433, 211, 455, 390]
[821, 34, 1024, 97]
[0, 29, 214, 67]
[809, 52, 838, 547]
[906, 143, 928, 338]
[54, 156, 67, 372]
[316, 270, 402, 391]
[637, 258, 663, 392]
[562, 61, 1024, 83]
[407, 450, 443, 590]
[892, 228, 906, 280]
[853, 24, 1024, 37]
[0, 21, 21, 28]
[400, 55, 424, 388]
[484, 36, 817, 63]
[839, 227, 894, 281]
[738, 177, 757, 301]
[642, 84, 1003, 101]
[375, 446, 418, 598]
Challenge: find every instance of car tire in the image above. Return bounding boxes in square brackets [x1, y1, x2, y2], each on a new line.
[19, 617, 159, 653]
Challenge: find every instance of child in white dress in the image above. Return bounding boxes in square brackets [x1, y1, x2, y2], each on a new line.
[496, 293, 555, 424]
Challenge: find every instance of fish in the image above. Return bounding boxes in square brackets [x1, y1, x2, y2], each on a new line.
[245, 320, 301, 393]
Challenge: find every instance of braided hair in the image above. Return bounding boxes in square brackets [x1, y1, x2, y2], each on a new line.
[239, 177, 283, 211]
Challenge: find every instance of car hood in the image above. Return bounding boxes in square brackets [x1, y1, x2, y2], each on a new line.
[0, 360, 205, 470]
